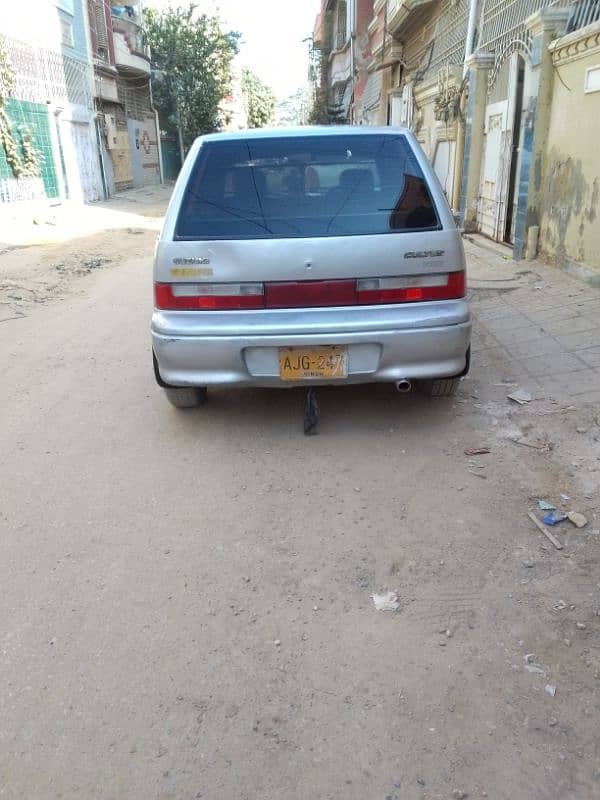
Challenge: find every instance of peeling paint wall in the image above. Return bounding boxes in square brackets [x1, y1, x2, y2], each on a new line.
[540, 29, 600, 275]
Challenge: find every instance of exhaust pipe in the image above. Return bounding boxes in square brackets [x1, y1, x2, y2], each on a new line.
[396, 379, 412, 393]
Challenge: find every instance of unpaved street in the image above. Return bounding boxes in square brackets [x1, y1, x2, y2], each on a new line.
[1, 190, 599, 800]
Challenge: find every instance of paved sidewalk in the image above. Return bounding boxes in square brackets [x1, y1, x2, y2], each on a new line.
[0, 184, 172, 251]
[466, 236, 600, 404]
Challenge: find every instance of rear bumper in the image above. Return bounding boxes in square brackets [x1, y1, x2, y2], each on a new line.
[151, 302, 471, 388]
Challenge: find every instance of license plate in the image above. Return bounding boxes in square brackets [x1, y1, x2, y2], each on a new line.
[278, 346, 348, 381]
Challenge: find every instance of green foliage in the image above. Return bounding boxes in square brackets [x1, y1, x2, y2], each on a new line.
[240, 68, 276, 129]
[20, 127, 40, 177]
[0, 41, 40, 178]
[144, 4, 240, 151]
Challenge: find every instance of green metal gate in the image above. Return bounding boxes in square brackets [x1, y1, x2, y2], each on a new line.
[0, 99, 59, 202]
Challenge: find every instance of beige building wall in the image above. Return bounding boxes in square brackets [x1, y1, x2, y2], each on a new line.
[539, 22, 600, 277]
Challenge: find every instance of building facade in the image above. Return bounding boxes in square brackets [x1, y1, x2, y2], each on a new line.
[87, 0, 161, 194]
[313, 0, 600, 278]
[0, 0, 103, 206]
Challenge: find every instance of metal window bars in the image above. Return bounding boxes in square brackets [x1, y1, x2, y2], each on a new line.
[567, 0, 600, 32]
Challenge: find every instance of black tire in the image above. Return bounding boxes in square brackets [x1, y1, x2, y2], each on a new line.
[418, 378, 460, 397]
[163, 387, 207, 408]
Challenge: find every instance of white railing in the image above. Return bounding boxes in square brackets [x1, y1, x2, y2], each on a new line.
[568, 0, 600, 31]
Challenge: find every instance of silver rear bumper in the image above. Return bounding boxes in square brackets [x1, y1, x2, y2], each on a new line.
[151, 301, 471, 388]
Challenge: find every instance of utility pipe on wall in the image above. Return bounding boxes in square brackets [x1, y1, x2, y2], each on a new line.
[463, 0, 479, 76]
[452, 0, 481, 212]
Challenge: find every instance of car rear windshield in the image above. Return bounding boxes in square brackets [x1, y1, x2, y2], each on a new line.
[175, 134, 441, 240]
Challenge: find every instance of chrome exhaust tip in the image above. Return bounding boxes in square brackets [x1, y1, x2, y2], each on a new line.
[396, 379, 412, 393]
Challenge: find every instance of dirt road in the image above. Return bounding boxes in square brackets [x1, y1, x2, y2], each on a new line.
[1, 191, 598, 800]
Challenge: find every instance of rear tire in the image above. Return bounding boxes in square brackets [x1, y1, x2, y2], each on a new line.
[163, 387, 207, 408]
[418, 378, 460, 397]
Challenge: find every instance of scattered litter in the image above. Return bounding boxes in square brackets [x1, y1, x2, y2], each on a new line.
[545, 684, 557, 697]
[523, 654, 544, 673]
[468, 470, 487, 479]
[538, 500, 556, 511]
[524, 653, 545, 674]
[372, 591, 400, 612]
[560, 493, 571, 502]
[554, 601, 567, 611]
[464, 447, 491, 456]
[567, 511, 587, 529]
[549, 717, 558, 727]
[527, 512, 564, 550]
[576, 622, 586, 631]
[510, 438, 553, 452]
[541, 511, 567, 526]
[508, 388, 532, 405]
[507, 436, 554, 453]
[274, 639, 281, 647]
[525, 664, 545, 675]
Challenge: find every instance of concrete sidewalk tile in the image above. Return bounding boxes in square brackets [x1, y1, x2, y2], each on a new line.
[474, 307, 521, 323]
[571, 298, 600, 314]
[554, 330, 600, 351]
[471, 335, 503, 352]
[576, 348, 600, 368]
[482, 314, 535, 334]
[471, 346, 513, 365]
[511, 290, 592, 310]
[516, 352, 587, 377]
[540, 316, 600, 337]
[488, 325, 544, 345]
[504, 337, 567, 359]
[542, 368, 600, 397]
[571, 389, 600, 404]
[525, 306, 583, 324]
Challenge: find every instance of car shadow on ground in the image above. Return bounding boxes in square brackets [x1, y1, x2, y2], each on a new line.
[163, 383, 463, 440]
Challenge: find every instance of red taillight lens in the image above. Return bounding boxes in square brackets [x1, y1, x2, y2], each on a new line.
[154, 271, 466, 310]
[154, 282, 264, 310]
[356, 271, 465, 304]
[265, 280, 357, 309]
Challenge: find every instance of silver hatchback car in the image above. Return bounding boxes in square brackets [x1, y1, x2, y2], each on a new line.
[152, 127, 470, 407]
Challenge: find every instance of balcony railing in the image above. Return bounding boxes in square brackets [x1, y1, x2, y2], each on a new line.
[567, 0, 600, 32]
[111, 13, 149, 60]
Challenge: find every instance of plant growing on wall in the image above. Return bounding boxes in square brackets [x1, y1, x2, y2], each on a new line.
[20, 127, 41, 177]
[308, 9, 349, 125]
[0, 40, 40, 178]
[434, 84, 461, 123]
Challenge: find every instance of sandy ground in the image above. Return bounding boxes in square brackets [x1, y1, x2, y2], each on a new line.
[1, 189, 599, 800]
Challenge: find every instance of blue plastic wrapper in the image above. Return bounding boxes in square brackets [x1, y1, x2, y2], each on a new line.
[541, 511, 567, 526]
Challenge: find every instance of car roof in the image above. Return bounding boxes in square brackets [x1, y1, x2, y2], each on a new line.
[194, 126, 411, 145]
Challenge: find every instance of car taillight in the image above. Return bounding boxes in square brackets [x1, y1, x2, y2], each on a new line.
[154, 282, 264, 310]
[356, 271, 465, 304]
[265, 280, 356, 309]
[154, 271, 465, 310]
